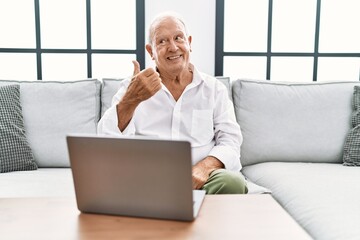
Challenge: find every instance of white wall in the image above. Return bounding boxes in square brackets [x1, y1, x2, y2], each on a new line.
[145, 0, 216, 75]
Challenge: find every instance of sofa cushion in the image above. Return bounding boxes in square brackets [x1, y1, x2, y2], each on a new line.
[343, 86, 360, 166]
[242, 162, 360, 240]
[0, 85, 37, 173]
[215, 76, 232, 101]
[0, 79, 101, 167]
[100, 78, 124, 117]
[233, 79, 360, 166]
[100, 77, 232, 117]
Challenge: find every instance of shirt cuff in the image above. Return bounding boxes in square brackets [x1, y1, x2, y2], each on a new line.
[208, 145, 242, 171]
[97, 105, 135, 136]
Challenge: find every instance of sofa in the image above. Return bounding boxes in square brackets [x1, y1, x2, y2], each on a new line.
[1, 77, 360, 240]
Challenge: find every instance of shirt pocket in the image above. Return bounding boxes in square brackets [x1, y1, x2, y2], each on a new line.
[191, 109, 214, 143]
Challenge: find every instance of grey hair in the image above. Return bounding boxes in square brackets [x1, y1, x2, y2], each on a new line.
[147, 12, 189, 44]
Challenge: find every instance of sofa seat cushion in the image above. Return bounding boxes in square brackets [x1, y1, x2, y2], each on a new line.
[0, 168, 74, 198]
[242, 162, 360, 240]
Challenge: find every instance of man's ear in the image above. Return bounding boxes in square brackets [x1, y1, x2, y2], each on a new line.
[146, 44, 154, 59]
[188, 35, 192, 44]
[188, 36, 192, 52]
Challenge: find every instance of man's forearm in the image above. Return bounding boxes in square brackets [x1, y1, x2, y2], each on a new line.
[116, 100, 139, 132]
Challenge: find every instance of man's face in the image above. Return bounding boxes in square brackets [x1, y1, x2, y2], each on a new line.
[146, 18, 192, 75]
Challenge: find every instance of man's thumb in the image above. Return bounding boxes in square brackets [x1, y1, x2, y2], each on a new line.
[132, 60, 140, 76]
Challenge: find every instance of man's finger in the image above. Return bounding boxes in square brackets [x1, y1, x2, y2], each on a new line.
[132, 60, 141, 76]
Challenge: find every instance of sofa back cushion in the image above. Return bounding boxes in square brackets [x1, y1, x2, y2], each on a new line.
[100, 77, 232, 117]
[232, 79, 360, 166]
[100, 78, 124, 117]
[0, 79, 101, 167]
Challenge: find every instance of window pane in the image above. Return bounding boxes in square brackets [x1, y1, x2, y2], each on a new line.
[317, 57, 360, 81]
[271, 57, 313, 82]
[0, 53, 37, 80]
[91, 0, 136, 50]
[319, 0, 360, 53]
[224, 0, 268, 52]
[92, 54, 136, 78]
[223, 56, 267, 80]
[42, 54, 87, 80]
[40, 0, 86, 49]
[272, 0, 316, 52]
[0, 0, 36, 48]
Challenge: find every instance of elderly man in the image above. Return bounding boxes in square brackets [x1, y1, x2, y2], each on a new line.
[98, 12, 247, 194]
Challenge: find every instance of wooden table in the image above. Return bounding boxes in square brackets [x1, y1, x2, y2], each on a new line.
[0, 195, 311, 240]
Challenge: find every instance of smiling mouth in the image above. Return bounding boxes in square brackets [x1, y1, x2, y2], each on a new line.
[167, 55, 182, 60]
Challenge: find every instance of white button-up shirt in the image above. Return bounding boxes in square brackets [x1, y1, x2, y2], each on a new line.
[97, 67, 243, 171]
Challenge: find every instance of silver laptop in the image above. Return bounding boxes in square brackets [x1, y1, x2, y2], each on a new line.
[66, 134, 205, 221]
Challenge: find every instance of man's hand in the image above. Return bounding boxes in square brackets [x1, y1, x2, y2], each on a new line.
[123, 60, 162, 104]
[192, 156, 224, 190]
[116, 60, 162, 131]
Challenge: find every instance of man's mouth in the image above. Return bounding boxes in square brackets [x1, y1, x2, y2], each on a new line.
[167, 55, 182, 60]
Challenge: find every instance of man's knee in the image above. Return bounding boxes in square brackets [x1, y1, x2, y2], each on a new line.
[202, 169, 248, 194]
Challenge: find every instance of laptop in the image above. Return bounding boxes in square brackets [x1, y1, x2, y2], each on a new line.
[66, 134, 206, 221]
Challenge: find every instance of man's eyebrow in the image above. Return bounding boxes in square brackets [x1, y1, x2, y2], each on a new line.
[154, 30, 186, 42]
[154, 36, 166, 43]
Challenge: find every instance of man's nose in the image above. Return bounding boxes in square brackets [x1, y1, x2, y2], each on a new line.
[168, 40, 179, 51]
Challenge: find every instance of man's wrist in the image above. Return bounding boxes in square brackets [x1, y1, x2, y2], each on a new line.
[199, 156, 224, 176]
[121, 92, 141, 107]
[116, 98, 139, 132]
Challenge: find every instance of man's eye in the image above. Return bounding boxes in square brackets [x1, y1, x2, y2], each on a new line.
[159, 39, 166, 44]
[175, 36, 184, 41]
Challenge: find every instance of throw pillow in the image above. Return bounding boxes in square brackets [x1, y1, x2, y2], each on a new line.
[343, 86, 360, 166]
[0, 84, 38, 173]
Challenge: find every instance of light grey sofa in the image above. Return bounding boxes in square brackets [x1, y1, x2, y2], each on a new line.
[1, 78, 360, 240]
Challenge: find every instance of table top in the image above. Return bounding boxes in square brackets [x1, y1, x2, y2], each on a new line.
[0, 194, 311, 240]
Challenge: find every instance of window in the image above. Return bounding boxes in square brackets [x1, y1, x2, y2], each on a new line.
[0, 0, 144, 80]
[216, 0, 360, 81]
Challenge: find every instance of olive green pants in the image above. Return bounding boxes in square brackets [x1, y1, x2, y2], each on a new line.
[201, 169, 248, 194]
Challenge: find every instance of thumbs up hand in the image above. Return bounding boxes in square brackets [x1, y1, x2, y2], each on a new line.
[132, 60, 141, 76]
[123, 60, 162, 105]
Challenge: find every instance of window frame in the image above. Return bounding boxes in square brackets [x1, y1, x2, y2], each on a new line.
[215, 0, 360, 81]
[0, 0, 145, 80]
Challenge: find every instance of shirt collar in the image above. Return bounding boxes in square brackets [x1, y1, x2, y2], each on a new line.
[188, 63, 204, 87]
